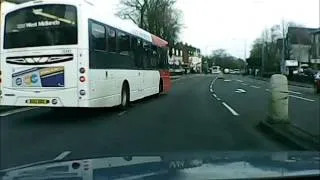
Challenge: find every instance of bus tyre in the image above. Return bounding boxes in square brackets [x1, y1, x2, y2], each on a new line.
[120, 84, 129, 109]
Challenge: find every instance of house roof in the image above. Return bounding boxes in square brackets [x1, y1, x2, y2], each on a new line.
[287, 27, 317, 45]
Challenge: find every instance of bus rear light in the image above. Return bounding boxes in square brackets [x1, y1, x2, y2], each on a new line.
[79, 68, 85, 74]
[80, 90, 86, 96]
[79, 76, 86, 82]
[52, 99, 58, 105]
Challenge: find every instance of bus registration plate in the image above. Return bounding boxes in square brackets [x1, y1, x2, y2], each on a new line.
[26, 99, 50, 104]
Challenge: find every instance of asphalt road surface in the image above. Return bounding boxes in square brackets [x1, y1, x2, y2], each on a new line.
[1, 74, 317, 170]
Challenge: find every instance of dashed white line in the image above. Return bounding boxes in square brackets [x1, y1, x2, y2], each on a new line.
[54, 151, 71, 160]
[118, 111, 127, 116]
[0, 107, 37, 117]
[224, 79, 232, 82]
[242, 83, 248, 86]
[212, 94, 217, 98]
[235, 89, 246, 93]
[217, 98, 221, 101]
[265, 89, 271, 92]
[288, 90, 302, 95]
[210, 88, 213, 92]
[222, 102, 240, 116]
[289, 95, 315, 102]
[250, 85, 260, 89]
[236, 80, 243, 82]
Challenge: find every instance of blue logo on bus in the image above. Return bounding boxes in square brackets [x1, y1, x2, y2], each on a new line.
[31, 74, 38, 83]
[16, 78, 22, 86]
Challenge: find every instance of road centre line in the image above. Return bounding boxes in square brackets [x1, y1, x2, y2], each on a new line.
[54, 151, 71, 160]
[289, 95, 315, 102]
[236, 80, 243, 82]
[212, 94, 217, 98]
[0, 107, 37, 117]
[250, 85, 260, 88]
[210, 88, 213, 92]
[287, 90, 302, 95]
[222, 102, 240, 116]
[241, 83, 248, 86]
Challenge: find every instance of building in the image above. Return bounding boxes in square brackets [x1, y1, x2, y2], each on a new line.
[310, 29, 320, 69]
[285, 27, 318, 67]
[168, 43, 202, 74]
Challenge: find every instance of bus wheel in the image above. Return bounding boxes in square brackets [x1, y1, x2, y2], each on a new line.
[120, 83, 129, 109]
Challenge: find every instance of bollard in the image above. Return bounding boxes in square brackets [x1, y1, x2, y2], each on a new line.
[268, 74, 289, 124]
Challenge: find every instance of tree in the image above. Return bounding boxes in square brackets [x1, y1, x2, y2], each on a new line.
[248, 21, 304, 73]
[205, 49, 245, 69]
[117, 0, 183, 43]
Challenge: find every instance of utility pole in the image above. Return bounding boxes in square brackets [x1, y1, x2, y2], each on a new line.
[244, 40, 247, 61]
[281, 19, 285, 74]
[262, 41, 265, 76]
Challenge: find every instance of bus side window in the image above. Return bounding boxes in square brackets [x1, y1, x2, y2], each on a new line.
[107, 28, 116, 53]
[91, 23, 106, 51]
[117, 31, 130, 55]
[151, 45, 159, 69]
[136, 39, 144, 69]
[131, 36, 139, 67]
[143, 41, 151, 69]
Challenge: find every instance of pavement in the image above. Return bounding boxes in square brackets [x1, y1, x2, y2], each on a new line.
[0, 74, 319, 170]
[248, 75, 314, 88]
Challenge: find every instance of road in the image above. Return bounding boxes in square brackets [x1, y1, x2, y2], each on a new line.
[1, 74, 318, 170]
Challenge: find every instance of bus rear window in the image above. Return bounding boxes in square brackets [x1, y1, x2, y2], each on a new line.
[4, 4, 77, 49]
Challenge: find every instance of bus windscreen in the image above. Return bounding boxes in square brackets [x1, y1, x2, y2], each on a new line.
[4, 4, 77, 49]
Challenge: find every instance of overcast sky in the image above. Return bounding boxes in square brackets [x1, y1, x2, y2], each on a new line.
[93, 0, 318, 58]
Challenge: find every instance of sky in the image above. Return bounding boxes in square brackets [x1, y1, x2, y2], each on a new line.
[38, 0, 320, 58]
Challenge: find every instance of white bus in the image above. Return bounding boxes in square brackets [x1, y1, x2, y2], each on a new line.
[0, 0, 171, 109]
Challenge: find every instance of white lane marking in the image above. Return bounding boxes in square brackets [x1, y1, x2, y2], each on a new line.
[222, 102, 240, 116]
[118, 111, 127, 116]
[0, 107, 37, 117]
[212, 94, 217, 98]
[210, 88, 213, 92]
[235, 89, 246, 93]
[288, 90, 302, 95]
[224, 79, 232, 82]
[289, 95, 315, 102]
[250, 85, 260, 89]
[54, 151, 71, 160]
[217, 98, 221, 101]
[236, 80, 243, 82]
[265, 89, 271, 92]
[241, 83, 248, 86]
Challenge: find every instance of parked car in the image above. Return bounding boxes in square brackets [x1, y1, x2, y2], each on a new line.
[232, 69, 241, 74]
[304, 68, 318, 77]
[211, 66, 221, 74]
